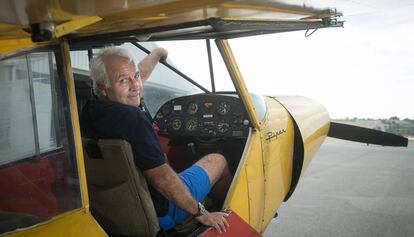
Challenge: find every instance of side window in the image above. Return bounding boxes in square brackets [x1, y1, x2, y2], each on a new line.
[0, 53, 60, 162]
[0, 51, 81, 234]
[0, 56, 36, 161]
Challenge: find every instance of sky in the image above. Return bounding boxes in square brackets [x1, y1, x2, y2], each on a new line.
[158, 5, 414, 120]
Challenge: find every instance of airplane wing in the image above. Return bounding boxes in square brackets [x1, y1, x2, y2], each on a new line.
[0, 0, 344, 56]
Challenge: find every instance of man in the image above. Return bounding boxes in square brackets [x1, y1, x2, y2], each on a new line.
[81, 47, 230, 233]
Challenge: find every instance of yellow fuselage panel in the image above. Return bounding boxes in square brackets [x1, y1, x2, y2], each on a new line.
[260, 97, 295, 232]
[244, 132, 265, 231]
[225, 130, 263, 229]
[272, 96, 330, 176]
[4, 209, 106, 237]
[225, 97, 295, 233]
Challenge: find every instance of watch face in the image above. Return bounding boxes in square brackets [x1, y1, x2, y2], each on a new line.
[193, 202, 207, 217]
[199, 202, 207, 215]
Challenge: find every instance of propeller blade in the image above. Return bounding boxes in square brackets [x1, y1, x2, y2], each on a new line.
[328, 122, 408, 147]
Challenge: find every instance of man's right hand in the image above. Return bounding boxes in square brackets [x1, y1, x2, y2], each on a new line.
[195, 211, 230, 234]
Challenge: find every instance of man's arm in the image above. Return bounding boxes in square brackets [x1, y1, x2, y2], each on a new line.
[144, 164, 229, 233]
[138, 48, 168, 81]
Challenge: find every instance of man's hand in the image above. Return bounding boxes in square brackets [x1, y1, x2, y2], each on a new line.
[195, 211, 230, 234]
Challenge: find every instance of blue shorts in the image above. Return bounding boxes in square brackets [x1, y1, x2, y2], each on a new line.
[157, 165, 211, 230]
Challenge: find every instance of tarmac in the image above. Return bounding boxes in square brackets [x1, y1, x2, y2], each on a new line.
[264, 138, 414, 237]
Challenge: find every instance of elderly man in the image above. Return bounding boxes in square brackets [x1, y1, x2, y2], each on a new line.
[81, 47, 230, 233]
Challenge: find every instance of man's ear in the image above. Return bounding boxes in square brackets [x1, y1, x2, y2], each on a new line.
[97, 83, 107, 97]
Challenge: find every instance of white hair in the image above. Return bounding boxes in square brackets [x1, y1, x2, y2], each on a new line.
[90, 47, 137, 96]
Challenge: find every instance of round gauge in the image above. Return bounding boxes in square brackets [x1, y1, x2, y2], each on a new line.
[186, 119, 198, 132]
[217, 101, 231, 115]
[187, 102, 199, 115]
[217, 120, 230, 133]
[161, 103, 172, 115]
[171, 119, 182, 131]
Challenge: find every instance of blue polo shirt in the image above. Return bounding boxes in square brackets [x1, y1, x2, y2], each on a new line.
[81, 99, 168, 216]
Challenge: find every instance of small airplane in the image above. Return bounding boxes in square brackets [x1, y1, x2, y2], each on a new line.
[0, 1, 408, 237]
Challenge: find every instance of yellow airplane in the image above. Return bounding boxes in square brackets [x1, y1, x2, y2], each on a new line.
[0, 1, 408, 237]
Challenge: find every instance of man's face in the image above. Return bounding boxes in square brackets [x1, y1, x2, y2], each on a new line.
[100, 55, 142, 107]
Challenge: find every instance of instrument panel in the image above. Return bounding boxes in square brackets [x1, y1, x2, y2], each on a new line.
[153, 94, 250, 137]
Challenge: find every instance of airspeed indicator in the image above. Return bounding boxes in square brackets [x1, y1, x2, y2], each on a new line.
[217, 101, 231, 115]
[217, 120, 230, 133]
[171, 119, 182, 131]
[186, 119, 198, 132]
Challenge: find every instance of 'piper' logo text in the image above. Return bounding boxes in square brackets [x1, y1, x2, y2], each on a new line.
[266, 128, 286, 140]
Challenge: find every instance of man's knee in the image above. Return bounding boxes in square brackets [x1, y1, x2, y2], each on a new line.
[195, 153, 227, 185]
[199, 153, 226, 168]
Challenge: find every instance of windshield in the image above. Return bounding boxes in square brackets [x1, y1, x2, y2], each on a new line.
[135, 40, 236, 117]
[131, 42, 204, 116]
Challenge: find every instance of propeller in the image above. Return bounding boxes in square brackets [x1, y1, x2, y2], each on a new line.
[328, 122, 408, 147]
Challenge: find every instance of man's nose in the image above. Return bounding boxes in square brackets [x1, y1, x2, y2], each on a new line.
[129, 77, 140, 90]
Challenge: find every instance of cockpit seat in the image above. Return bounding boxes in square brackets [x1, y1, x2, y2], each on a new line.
[82, 138, 159, 237]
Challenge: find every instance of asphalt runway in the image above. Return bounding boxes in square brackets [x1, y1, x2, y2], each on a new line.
[264, 138, 414, 237]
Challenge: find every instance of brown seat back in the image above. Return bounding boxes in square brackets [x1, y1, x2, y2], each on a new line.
[82, 138, 159, 237]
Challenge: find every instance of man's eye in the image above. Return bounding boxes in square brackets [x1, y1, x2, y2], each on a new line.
[119, 78, 127, 83]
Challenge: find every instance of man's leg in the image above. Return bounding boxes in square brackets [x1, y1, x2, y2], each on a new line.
[159, 154, 231, 229]
[194, 153, 226, 185]
[159, 165, 211, 229]
[195, 153, 232, 206]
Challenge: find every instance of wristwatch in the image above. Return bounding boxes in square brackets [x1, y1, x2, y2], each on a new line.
[193, 202, 207, 217]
